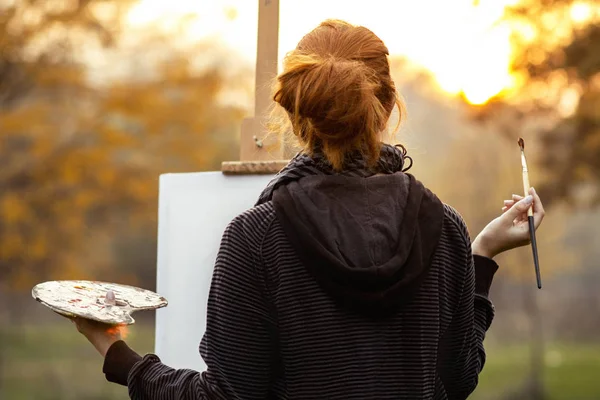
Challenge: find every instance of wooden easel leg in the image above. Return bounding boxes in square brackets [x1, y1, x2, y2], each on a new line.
[238, 0, 282, 163]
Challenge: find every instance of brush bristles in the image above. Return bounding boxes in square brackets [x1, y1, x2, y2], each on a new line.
[518, 137, 525, 150]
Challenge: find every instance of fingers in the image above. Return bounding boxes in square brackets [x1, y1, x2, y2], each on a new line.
[73, 317, 85, 332]
[502, 188, 545, 227]
[72, 317, 95, 332]
[529, 187, 545, 228]
[501, 194, 525, 213]
[503, 194, 533, 221]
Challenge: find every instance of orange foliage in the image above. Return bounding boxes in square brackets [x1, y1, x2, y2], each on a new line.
[0, 3, 250, 289]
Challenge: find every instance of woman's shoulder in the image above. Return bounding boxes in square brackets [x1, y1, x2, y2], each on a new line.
[441, 203, 471, 246]
[227, 201, 278, 240]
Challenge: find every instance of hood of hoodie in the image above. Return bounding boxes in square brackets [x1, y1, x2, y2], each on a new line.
[272, 172, 444, 315]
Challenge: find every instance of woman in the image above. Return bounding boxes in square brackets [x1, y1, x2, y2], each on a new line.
[75, 20, 545, 399]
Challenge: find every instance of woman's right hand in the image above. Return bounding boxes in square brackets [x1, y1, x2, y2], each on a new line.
[472, 187, 545, 259]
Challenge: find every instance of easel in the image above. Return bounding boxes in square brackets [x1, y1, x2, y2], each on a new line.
[221, 0, 288, 175]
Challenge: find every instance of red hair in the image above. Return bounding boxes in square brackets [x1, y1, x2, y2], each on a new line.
[271, 19, 404, 170]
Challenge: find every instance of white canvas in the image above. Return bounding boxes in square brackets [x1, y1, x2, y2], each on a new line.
[155, 171, 275, 370]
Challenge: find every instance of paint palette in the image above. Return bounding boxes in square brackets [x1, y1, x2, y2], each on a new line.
[32, 280, 168, 325]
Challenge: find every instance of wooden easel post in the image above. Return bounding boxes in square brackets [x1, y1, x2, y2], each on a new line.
[221, 0, 288, 175]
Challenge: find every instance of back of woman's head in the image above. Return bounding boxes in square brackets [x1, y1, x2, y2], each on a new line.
[272, 19, 403, 170]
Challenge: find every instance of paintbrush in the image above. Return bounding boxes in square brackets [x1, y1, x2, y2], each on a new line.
[518, 138, 541, 289]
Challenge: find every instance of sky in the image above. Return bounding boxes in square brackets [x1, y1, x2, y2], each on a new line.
[122, 0, 592, 105]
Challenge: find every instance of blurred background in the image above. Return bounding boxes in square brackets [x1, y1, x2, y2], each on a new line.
[0, 0, 599, 399]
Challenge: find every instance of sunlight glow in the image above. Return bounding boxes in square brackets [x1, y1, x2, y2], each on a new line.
[570, 2, 592, 23]
[125, 0, 522, 105]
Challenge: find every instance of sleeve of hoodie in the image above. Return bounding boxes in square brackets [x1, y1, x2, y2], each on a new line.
[102, 216, 277, 400]
[437, 207, 498, 400]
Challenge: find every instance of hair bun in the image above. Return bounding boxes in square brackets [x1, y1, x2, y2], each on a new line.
[275, 54, 386, 143]
[271, 20, 401, 170]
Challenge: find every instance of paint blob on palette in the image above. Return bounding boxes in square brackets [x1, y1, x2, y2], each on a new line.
[32, 281, 168, 325]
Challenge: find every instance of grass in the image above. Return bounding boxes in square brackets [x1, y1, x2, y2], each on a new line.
[471, 342, 600, 400]
[2, 323, 600, 399]
[0, 322, 154, 400]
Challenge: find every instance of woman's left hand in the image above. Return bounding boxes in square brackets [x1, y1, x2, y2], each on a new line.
[72, 317, 122, 357]
[472, 187, 545, 259]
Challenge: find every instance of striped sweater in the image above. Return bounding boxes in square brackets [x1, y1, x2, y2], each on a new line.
[104, 173, 498, 400]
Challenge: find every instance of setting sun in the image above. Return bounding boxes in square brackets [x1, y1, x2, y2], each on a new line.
[570, 1, 593, 23]
[126, 0, 521, 105]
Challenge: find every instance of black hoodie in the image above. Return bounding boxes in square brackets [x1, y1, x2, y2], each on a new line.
[272, 172, 444, 315]
[103, 170, 498, 400]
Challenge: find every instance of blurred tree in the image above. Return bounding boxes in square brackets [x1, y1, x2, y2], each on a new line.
[471, 0, 600, 207]
[0, 1, 249, 290]
[90, 56, 247, 288]
[0, 0, 135, 108]
[0, 0, 132, 290]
